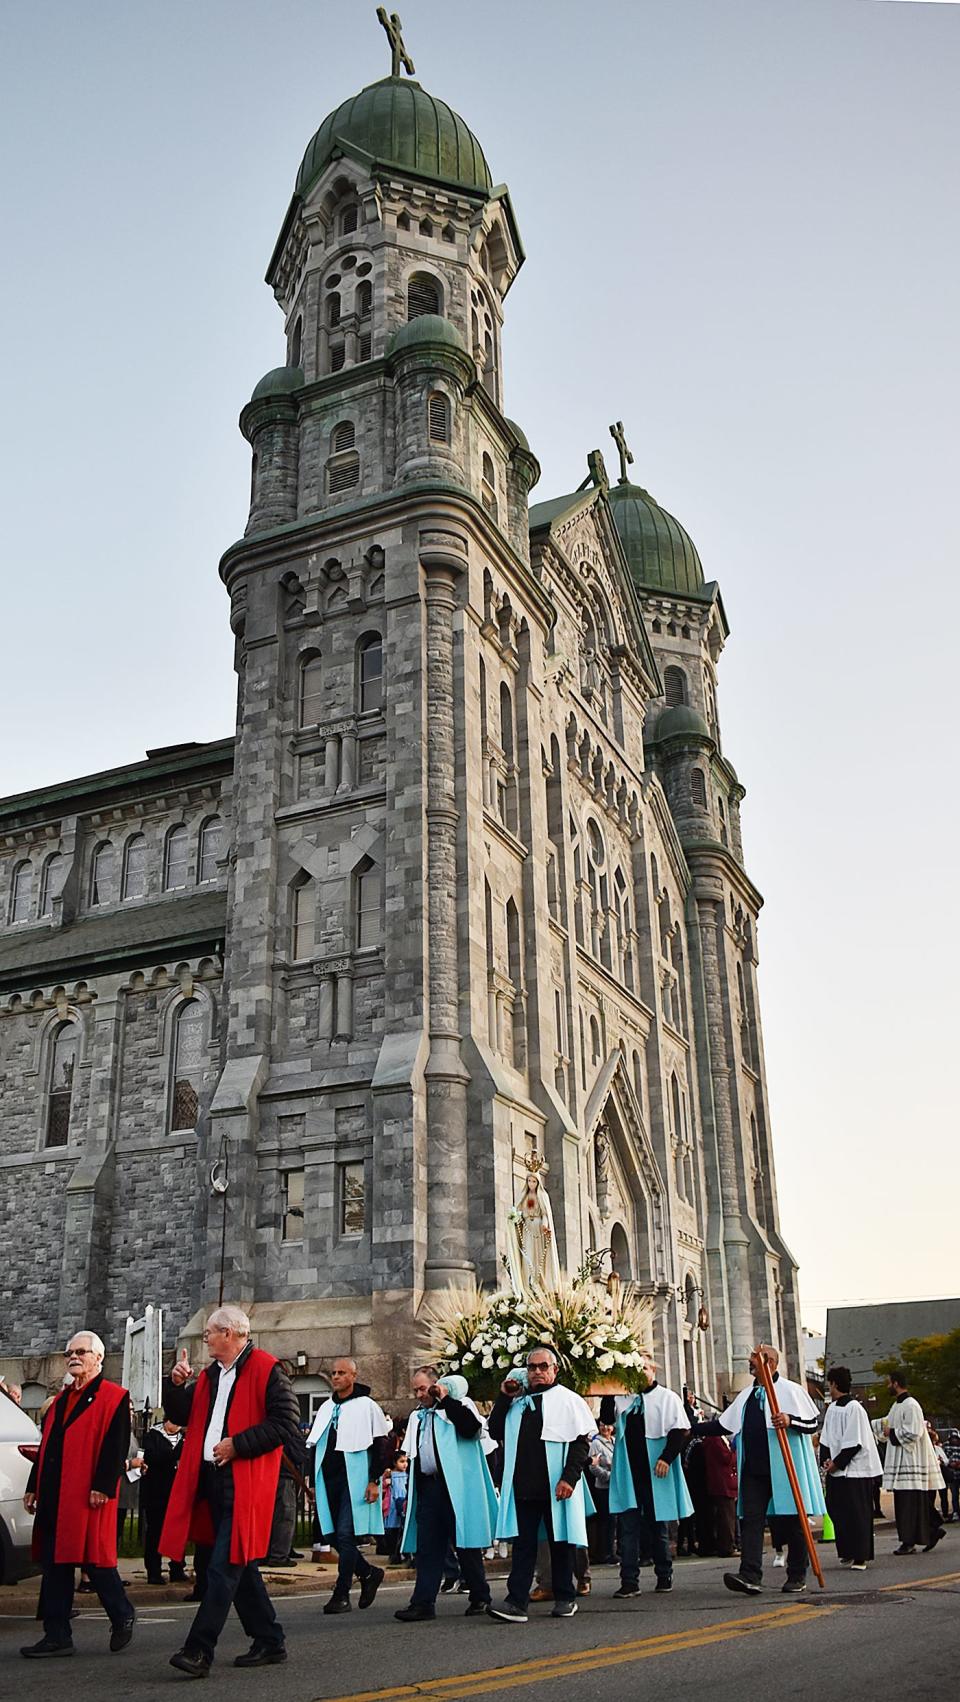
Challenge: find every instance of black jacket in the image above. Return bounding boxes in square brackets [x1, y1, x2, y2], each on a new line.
[162, 1342, 301, 1461]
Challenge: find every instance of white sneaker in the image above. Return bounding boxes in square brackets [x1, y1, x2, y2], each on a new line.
[772, 1552, 786, 1568]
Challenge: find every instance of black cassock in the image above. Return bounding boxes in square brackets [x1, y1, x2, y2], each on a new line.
[141, 1427, 185, 1582]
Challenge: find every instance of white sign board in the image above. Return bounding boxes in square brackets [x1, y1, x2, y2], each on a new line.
[122, 1306, 163, 1410]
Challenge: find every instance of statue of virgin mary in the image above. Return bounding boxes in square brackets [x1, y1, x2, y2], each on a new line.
[505, 1153, 562, 1296]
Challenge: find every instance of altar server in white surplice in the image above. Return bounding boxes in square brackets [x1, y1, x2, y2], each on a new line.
[820, 1366, 883, 1569]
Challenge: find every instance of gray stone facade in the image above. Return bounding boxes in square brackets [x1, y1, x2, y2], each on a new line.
[0, 60, 801, 1408]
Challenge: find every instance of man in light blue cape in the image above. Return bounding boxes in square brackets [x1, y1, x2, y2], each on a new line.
[306, 1357, 391, 1615]
[394, 1367, 496, 1623]
[486, 1348, 594, 1624]
[602, 1363, 692, 1597]
[693, 1344, 824, 1596]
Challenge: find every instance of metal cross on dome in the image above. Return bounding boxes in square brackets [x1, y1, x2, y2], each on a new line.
[609, 420, 634, 485]
[377, 7, 415, 77]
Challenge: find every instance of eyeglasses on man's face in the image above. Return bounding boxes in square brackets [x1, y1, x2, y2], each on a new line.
[527, 1360, 554, 1371]
[67, 1347, 96, 1357]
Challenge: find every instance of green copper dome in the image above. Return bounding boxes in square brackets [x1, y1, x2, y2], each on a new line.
[655, 703, 712, 742]
[608, 481, 704, 598]
[250, 365, 304, 402]
[386, 314, 468, 358]
[296, 77, 492, 199]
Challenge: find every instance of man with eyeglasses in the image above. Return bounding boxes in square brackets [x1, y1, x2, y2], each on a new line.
[20, 1330, 136, 1660]
[487, 1348, 595, 1622]
[160, 1305, 302, 1678]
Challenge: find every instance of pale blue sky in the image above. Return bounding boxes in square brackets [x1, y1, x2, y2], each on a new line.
[1, 1, 957, 1330]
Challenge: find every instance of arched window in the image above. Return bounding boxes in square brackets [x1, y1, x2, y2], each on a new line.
[332, 420, 355, 453]
[718, 796, 728, 847]
[326, 292, 341, 328]
[39, 854, 64, 919]
[46, 1020, 79, 1147]
[121, 834, 147, 901]
[664, 666, 688, 707]
[9, 860, 32, 924]
[428, 392, 450, 443]
[299, 654, 323, 728]
[407, 272, 441, 320]
[356, 280, 372, 320]
[691, 768, 707, 808]
[611, 1223, 633, 1282]
[198, 817, 223, 885]
[590, 1014, 601, 1065]
[481, 452, 498, 521]
[170, 1000, 205, 1132]
[90, 842, 115, 908]
[419, 216, 434, 237]
[671, 1072, 685, 1196]
[290, 315, 302, 369]
[291, 878, 316, 961]
[340, 201, 359, 235]
[163, 826, 189, 892]
[499, 681, 514, 766]
[355, 860, 382, 949]
[358, 634, 383, 715]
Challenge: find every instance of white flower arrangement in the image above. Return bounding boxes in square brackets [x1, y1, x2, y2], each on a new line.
[419, 1275, 653, 1398]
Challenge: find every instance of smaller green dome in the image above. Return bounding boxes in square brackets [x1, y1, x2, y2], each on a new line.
[608, 481, 704, 598]
[386, 314, 468, 358]
[505, 418, 530, 451]
[655, 703, 712, 742]
[250, 365, 304, 402]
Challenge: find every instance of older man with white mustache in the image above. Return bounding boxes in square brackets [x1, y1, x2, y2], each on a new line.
[21, 1329, 135, 1660]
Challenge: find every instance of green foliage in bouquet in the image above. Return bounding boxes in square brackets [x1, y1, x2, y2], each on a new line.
[420, 1276, 654, 1401]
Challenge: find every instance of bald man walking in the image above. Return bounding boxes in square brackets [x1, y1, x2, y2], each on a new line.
[306, 1358, 391, 1615]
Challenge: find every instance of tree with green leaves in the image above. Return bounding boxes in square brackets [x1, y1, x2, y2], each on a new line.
[873, 1328, 960, 1423]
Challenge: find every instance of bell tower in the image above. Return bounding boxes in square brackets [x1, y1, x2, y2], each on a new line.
[208, 12, 539, 1384]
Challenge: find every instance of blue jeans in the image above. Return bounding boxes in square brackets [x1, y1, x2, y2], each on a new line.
[619, 1504, 672, 1586]
[329, 1477, 375, 1597]
[410, 1473, 490, 1609]
[187, 1467, 284, 1662]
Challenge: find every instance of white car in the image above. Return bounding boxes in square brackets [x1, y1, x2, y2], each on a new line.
[0, 1387, 40, 1583]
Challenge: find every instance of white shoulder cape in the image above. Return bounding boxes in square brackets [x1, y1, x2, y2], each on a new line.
[403, 1396, 485, 1460]
[539, 1384, 595, 1443]
[307, 1394, 390, 1454]
[720, 1376, 818, 1435]
[820, 1399, 883, 1478]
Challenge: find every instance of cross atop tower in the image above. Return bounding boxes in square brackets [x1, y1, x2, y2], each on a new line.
[377, 7, 415, 77]
[609, 419, 634, 485]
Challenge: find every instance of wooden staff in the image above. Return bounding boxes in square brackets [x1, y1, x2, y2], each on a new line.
[753, 1346, 825, 1590]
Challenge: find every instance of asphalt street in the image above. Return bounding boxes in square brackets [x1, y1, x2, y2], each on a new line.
[1, 1550, 957, 1702]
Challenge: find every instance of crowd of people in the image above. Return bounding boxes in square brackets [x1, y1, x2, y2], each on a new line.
[13, 1312, 953, 1673]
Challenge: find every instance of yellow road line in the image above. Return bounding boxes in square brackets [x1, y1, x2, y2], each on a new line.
[879, 1568, 960, 1592]
[315, 1603, 834, 1702]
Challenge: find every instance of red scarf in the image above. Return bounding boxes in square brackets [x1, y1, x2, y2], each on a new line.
[160, 1347, 282, 1565]
[32, 1377, 127, 1566]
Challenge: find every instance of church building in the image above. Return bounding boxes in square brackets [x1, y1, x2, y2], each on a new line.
[0, 18, 801, 1409]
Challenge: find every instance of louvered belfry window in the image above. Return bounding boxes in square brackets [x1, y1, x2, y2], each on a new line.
[358, 332, 372, 362]
[328, 455, 359, 493]
[332, 421, 355, 453]
[407, 273, 441, 320]
[428, 392, 450, 443]
[329, 343, 346, 373]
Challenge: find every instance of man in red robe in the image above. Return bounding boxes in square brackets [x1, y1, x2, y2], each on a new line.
[21, 1330, 135, 1659]
[160, 1304, 302, 1678]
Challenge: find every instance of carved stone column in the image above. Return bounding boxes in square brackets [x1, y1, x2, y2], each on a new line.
[420, 538, 472, 1287]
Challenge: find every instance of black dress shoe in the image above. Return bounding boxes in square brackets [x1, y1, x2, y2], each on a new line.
[358, 1565, 385, 1608]
[394, 1604, 436, 1622]
[170, 1647, 212, 1679]
[110, 1613, 136, 1651]
[147, 1576, 165, 1585]
[723, 1573, 761, 1595]
[20, 1637, 74, 1659]
[182, 1589, 203, 1602]
[234, 1643, 289, 1667]
[323, 1594, 351, 1615]
[923, 1528, 945, 1553]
